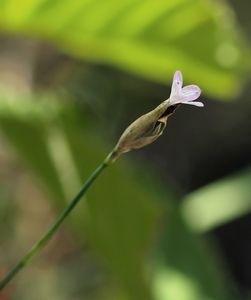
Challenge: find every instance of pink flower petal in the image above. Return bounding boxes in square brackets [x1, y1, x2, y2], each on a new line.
[181, 85, 201, 101]
[183, 101, 204, 107]
[169, 70, 203, 107]
[174, 70, 183, 86]
[171, 70, 183, 97]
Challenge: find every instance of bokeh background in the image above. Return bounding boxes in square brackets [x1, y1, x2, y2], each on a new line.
[0, 0, 251, 299]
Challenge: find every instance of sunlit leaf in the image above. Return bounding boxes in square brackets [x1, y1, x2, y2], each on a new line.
[0, 0, 249, 98]
[181, 167, 251, 232]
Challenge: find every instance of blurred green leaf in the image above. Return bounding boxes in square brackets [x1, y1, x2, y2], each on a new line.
[0, 98, 66, 204]
[0, 0, 250, 98]
[0, 97, 237, 300]
[0, 97, 158, 300]
[181, 167, 251, 233]
[153, 206, 234, 300]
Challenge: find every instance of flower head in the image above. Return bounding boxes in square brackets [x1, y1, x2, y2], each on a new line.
[169, 70, 203, 107]
[112, 70, 203, 161]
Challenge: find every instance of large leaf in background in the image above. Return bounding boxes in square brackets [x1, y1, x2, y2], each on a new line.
[153, 206, 234, 300]
[181, 167, 251, 233]
[0, 0, 249, 98]
[0, 98, 157, 300]
[0, 98, 235, 300]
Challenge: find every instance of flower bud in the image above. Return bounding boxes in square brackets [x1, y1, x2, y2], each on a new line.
[112, 99, 178, 161]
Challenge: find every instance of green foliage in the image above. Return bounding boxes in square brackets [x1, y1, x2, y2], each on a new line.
[0, 0, 250, 298]
[0, 0, 249, 98]
[154, 206, 233, 300]
[0, 98, 158, 299]
[0, 98, 236, 300]
[182, 167, 251, 232]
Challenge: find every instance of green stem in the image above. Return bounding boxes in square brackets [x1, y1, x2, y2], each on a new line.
[0, 150, 116, 291]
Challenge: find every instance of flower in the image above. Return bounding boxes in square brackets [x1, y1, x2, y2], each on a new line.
[169, 70, 203, 107]
[112, 70, 203, 161]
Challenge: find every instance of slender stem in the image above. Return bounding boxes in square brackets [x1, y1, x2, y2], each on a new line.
[0, 150, 116, 291]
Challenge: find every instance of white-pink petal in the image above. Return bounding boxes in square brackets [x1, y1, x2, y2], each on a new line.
[171, 70, 183, 97]
[169, 70, 203, 108]
[183, 101, 204, 107]
[174, 70, 183, 86]
[181, 85, 201, 101]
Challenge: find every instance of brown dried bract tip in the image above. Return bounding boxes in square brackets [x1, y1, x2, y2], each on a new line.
[112, 99, 178, 161]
